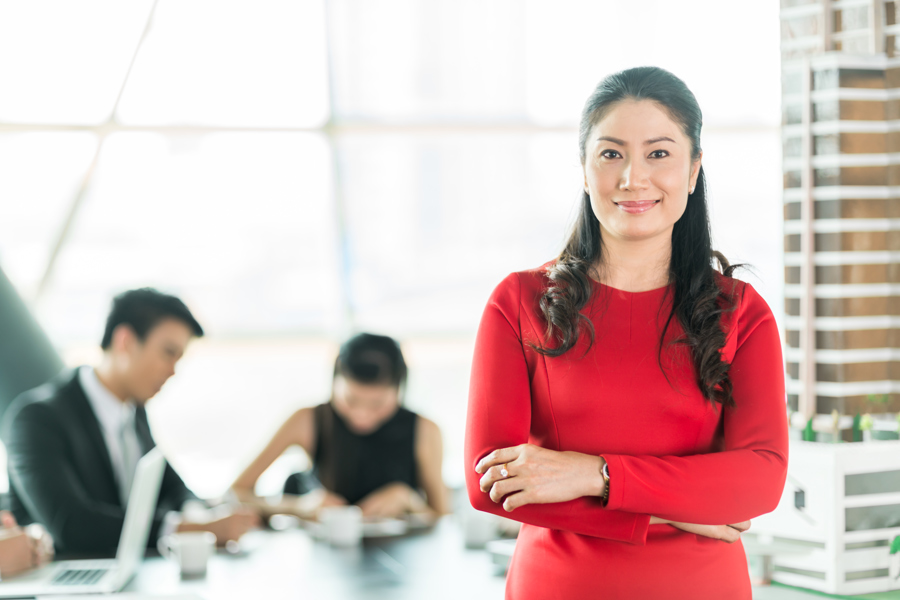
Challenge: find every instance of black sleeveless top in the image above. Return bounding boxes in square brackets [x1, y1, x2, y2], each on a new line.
[312, 401, 419, 505]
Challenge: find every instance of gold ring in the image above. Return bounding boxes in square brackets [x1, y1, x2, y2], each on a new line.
[500, 463, 509, 478]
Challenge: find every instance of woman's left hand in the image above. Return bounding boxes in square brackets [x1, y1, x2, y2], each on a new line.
[475, 444, 605, 511]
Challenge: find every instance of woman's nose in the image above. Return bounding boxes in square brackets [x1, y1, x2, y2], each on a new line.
[620, 158, 650, 191]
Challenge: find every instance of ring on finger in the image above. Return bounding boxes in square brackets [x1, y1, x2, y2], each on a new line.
[500, 463, 509, 478]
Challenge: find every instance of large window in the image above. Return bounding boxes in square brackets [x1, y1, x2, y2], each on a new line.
[0, 0, 783, 497]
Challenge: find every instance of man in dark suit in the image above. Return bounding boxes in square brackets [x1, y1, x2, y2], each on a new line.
[3, 288, 257, 556]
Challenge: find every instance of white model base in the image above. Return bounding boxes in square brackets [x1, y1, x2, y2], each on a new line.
[752, 440, 900, 595]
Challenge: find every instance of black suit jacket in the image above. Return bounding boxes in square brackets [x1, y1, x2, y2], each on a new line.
[2, 368, 197, 557]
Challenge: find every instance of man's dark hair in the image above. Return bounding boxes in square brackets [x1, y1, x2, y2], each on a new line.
[100, 288, 204, 350]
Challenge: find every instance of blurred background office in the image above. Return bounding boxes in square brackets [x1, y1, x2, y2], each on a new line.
[0, 0, 783, 500]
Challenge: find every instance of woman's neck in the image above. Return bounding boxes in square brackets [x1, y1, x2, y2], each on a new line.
[592, 229, 672, 293]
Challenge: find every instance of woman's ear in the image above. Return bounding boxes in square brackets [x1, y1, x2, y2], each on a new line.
[690, 152, 703, 191]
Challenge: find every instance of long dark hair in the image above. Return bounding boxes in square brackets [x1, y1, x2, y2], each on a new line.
[536, 66, 739, 408]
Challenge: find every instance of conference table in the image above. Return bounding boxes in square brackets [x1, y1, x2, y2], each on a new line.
[93, 519, 898, 600]
[122, 517, 506, 600]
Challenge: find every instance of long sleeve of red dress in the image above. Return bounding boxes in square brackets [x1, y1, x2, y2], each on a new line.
[464, 267, 788, 600]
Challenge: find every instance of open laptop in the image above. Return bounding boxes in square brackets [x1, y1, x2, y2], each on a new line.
[0, 448, 166, 597]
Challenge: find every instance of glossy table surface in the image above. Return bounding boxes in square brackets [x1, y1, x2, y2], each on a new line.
[76, 519, 900, 600]
[123, 517, 507, 600]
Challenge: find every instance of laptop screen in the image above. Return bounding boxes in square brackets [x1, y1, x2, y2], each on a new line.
[113, 448, 166, 583]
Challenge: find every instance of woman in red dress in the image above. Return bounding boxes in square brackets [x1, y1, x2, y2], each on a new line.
[465, 66, 788, 599]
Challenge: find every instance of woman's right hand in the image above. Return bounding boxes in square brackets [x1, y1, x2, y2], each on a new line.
[650, 516, 750, 543]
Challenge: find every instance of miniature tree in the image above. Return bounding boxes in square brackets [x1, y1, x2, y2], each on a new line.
[852, 413, 862, 442]
[803, 417, 816, 442]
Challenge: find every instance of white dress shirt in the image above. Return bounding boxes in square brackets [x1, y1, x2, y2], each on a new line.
[78, 366, 186, 539]
[78, 366, 142, 505]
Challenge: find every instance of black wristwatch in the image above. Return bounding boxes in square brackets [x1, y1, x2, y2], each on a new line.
[601, 460, 610, 505]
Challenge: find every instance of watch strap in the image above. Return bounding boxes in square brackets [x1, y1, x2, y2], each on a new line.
[600, 458, 610, 506]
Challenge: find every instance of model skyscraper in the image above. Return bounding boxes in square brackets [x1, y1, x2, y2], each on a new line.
[781, 0, 900, 419]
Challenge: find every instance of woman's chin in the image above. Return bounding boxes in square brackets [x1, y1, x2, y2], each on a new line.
[348, 422, 378, 435]
[614, 222, 675, 242]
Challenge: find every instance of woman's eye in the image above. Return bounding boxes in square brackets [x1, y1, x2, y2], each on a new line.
[600, 150, 620, 159]
[649, 149, 669, 158]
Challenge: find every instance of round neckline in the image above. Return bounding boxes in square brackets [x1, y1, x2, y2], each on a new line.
[589, 277, 673, 296]
[327, 400, 404, 438]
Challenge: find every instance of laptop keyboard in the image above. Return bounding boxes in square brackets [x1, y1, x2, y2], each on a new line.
[50, 568, 107, 586]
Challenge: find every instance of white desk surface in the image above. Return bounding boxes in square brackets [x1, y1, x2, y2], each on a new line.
[57, 519, 859, 600]
[125, 518, 506, 600]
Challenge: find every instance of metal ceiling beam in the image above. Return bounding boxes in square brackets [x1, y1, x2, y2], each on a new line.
[32, 0, 160, 304]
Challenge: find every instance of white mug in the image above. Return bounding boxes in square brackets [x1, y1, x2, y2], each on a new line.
[158, 531, 217, 577]
[319, 505, 363, 547]
[461, 504, 500, 549]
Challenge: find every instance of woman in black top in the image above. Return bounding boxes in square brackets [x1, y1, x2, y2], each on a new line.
[232, 333, 449, 519]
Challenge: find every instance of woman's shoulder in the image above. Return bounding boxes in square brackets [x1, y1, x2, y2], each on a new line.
[487, 261, 553, 306]
[283, 405, 307, 421]
[285, 404, 326, 432]
[713, 271, 770, 312]
[713, 272, 777, 349]
[713, 271, 746, 302]
[413, 413, 441, 438]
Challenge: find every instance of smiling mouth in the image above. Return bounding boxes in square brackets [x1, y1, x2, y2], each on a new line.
[615, 200, 660, 214]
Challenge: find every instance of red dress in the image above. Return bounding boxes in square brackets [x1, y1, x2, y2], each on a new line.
[465, 267, 788, 600]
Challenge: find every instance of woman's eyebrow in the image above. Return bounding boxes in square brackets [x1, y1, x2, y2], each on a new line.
[595, 135, 676, 145]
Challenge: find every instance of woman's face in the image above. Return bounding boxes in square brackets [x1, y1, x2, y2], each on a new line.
[582, 99, 701, 245]
[331, 375, 400, 435]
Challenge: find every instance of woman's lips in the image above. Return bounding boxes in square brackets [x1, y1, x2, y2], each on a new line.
[615, 200, 660, 214]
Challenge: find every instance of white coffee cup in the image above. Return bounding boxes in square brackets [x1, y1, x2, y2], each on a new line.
[319, 506, 363, 547]
[158, 531, 217, 577]
[461, 504, 500, 549]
